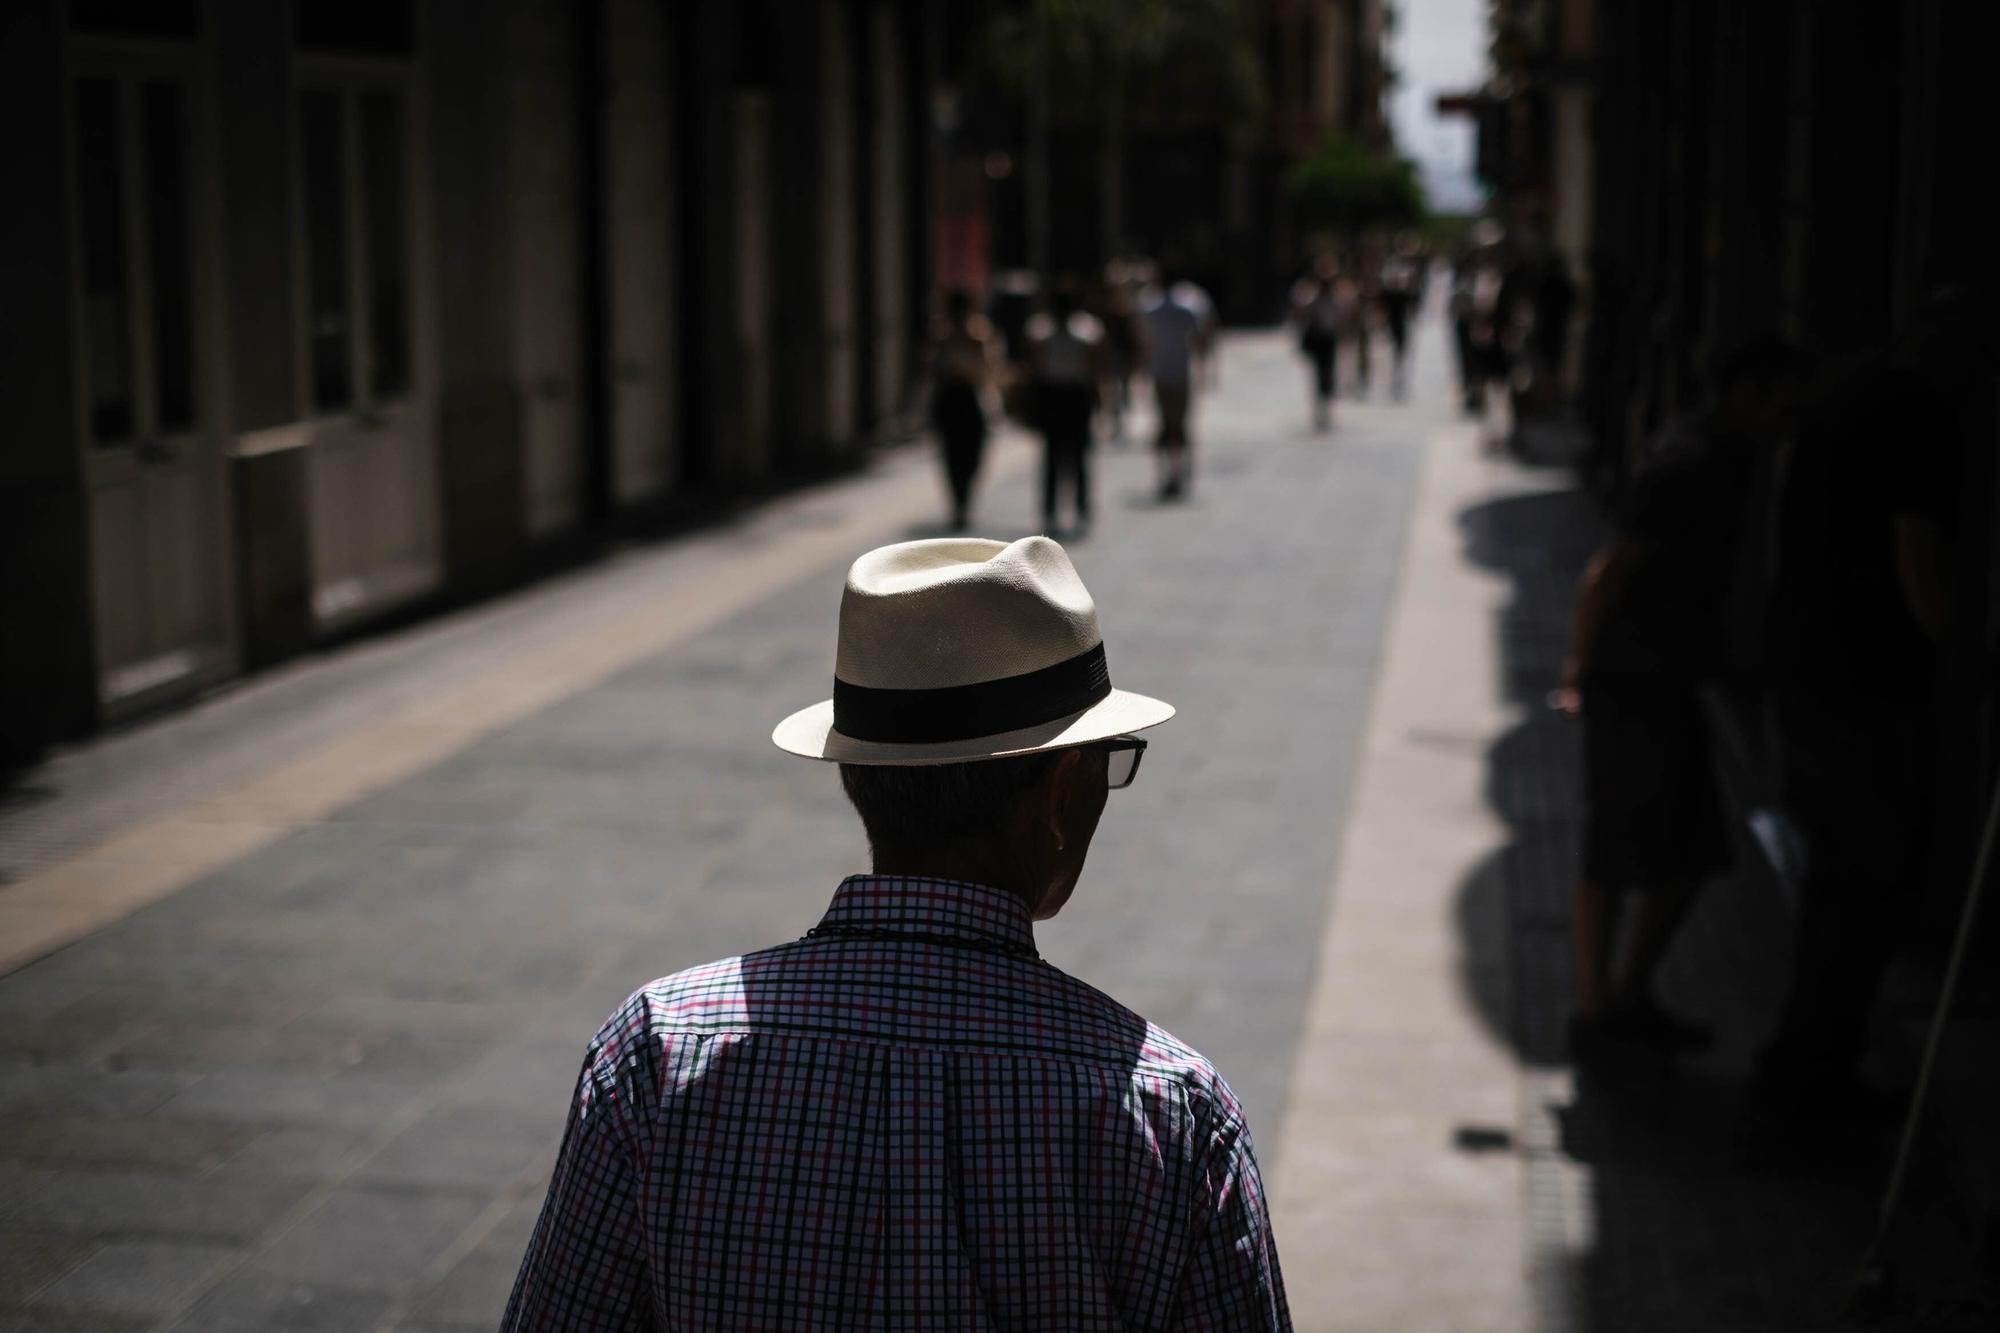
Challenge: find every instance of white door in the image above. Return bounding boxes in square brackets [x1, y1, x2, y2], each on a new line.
[505, 0, 586, 537]
[604, 0, 678, 507]
[295, 76, 440, 628]
[69, 64, 236, 713]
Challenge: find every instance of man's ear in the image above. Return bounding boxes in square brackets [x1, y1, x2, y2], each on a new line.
[1030, 750, 1083, 841]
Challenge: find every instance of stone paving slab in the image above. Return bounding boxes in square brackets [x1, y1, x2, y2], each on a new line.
[0, 1230, 99, 1303]
[31, 1240, 243, 1321]
[0, 1310, 152, 1333]
[252, 1188, 492, 1289]
[0, 1166, 315, 1241]
[162, 1271, 397, 1333]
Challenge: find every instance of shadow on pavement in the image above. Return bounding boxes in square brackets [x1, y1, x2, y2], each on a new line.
[1451, 487, 1988, 1331]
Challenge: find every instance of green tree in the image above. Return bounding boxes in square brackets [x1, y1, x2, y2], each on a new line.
[976, 0, 1268, 264]
[1286, 130, 1427, 236]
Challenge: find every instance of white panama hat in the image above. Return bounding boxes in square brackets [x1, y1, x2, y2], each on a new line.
[772, 536, 1175, 765]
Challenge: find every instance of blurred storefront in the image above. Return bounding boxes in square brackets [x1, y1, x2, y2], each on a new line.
[1, 0, 940, 760]
[1473, 0, 1994, 495]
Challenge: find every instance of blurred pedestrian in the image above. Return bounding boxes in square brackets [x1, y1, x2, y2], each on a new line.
[1140, 269, 1209, 499]
[1094, 260, 1144, 441]
[1378, 243, 1421, 400]
[1290, 255, 1349, 432]
[1348, 264, 1375, 397]
[929, 288, 999, 531]
[1026, 281, 1105, 537]
[1560, 338, 1807, 1070]
[503, 535, 1291, 1330]
[987, 269, 1039, 368]
[1741, 296, 1977, 1160]
[1447, 253, 1484, 413]
[1532, 250, 1578, 403]
[1173, 271, 1221, 391]
[1453, 234, 1515, 419]
[1493, 247, 1543, 444]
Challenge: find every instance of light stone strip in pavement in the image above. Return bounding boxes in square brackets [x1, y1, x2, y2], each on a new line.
[1270, 416, 1558, 1331]
[0, 438, 1034, 978]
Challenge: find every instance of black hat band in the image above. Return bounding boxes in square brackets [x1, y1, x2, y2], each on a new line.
[832, 642, 1111, 744]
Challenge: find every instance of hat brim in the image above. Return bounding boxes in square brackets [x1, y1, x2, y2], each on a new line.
[772, 688, 1175, 765]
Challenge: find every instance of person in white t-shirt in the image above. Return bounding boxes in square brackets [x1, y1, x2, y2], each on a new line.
[1139, 272, 1211, 499]
[1025, 283, 1106, 536]
[1173, 279, 1218, 389]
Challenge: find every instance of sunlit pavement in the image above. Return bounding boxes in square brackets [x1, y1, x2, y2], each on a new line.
[0, 313, 1548, 1330]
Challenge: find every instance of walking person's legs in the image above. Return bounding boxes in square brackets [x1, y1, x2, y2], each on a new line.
[1310, 340, 1337, 431]
[1040, 430, 1060, 531]
[1454, 320, 1481, 412]
[1072, 432, 1090, 528]
[1039, 385, 1090, 532]
[1170, 382, 1193, 494]
[943, 425, 983, 531]
[1053, 386, 1091, 529]
[933, 382, 986, 530]
[1156, 381, 1190, 499]
[1180, 383, 1198, 491]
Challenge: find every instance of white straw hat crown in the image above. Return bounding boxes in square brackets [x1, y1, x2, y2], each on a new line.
[772, 536, 1174, 764]
[836, 537, 1099, 690]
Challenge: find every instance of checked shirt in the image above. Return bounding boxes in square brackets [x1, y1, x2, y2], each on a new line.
[503, 874, 1290, 1331]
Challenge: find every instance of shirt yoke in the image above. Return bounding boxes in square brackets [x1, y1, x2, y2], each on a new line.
[583, 945, 1245, 1130]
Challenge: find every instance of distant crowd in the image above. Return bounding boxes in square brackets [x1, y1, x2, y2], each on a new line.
[925, 258, 1224, 537]
[927, 241, 1469, 539]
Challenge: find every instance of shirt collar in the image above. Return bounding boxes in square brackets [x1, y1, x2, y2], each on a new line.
[816, 875, 1037, 954]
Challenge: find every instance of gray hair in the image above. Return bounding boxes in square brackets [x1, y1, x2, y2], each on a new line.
[838, 754, 1054, 850]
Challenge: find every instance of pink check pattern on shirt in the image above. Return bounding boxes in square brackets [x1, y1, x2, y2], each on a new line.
[503, 874, 1290, 1331]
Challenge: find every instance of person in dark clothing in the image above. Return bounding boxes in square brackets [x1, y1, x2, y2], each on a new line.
[929, 289, 1000, 531]
[1094, 262, 1143, 441]
[1451, 237, 1512, 417]
[1448, 256, 1483, 413]
[1026, 283, 1105, 536]
[1378, 245, 1421, 399]
[1290, 256, 1348, 432]
[1741, 321, 1966, 1154]
[1560, 339, 1807, 1066]
[1533, 251, 1578, 399]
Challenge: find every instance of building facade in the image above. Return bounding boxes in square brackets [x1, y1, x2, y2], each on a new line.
[2, 0, 940, 761]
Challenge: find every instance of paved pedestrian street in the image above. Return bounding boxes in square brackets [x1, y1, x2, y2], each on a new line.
[0, 314, 1947, 1331]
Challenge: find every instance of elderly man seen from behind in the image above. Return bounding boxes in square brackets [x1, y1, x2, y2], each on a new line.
[503, 535, 1291, 1331]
